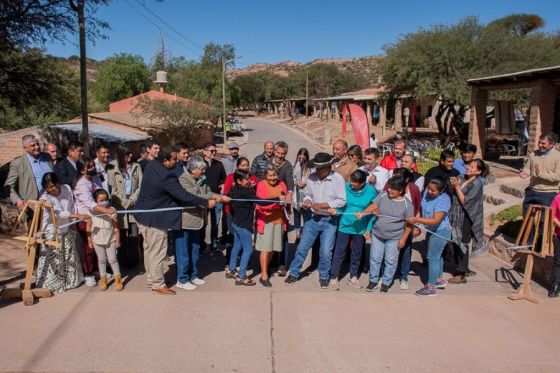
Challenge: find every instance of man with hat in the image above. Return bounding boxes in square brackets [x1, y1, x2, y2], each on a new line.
[285, 152, 346, 288]
[222, 141, 240, 175]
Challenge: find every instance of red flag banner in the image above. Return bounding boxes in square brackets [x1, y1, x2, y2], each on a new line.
[342, 103, 348, 137]
[348, 103, 369, 150]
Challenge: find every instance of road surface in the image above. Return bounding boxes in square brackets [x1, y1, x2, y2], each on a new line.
[1, 117, 559, 372]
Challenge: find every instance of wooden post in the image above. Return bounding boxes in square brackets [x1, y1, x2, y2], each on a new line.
[1, 200, 59, 306]
[469, 87, 488, 158]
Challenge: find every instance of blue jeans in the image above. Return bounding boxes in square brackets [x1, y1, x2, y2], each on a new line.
[427, 228, 451, 286]
[330, 232, 364, 279]
[229, 222, 254, 278]
[288, 215, 338, 280]
[369, 234, 400, 286]
[173, 229, 201, 284]
[397, 235, 413, 281]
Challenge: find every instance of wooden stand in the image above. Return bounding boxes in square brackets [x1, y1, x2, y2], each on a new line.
[0, 200, 60, 306]
[507, 205, 554, 304]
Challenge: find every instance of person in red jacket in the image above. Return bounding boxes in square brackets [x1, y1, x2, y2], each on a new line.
[380, 138, 418, 172]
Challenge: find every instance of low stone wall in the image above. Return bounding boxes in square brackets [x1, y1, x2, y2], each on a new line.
[485, 229, 554, 285]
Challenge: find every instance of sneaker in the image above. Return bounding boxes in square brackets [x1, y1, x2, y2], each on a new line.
[415, 286, 437, 297]
[435, 279, 448, 289]
[366, 281, 379, 292]
[380, 284, 389, 294]
[84, 275, 97, 287]
[466, 269, 477, 277]
[284, 275, 297, 286]
[176, 281, 197, 291]
[329, 279, 339, 290]
[347, 277, 363, 289]
[320, 279, 329, 289]
[191, 278, 206, 286]
[399, 280, 409, 290]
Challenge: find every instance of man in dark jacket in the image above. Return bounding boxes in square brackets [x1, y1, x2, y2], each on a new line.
[424, 149, 460, 196]
[201, 143, 226, 253]
[134, 148, 215, 295]
[54, 141, 84, 186]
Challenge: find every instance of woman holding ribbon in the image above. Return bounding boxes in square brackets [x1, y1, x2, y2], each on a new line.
[36, 172, 85, 292]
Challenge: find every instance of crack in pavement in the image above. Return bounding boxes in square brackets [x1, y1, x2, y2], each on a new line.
[269, 291, 276, 373]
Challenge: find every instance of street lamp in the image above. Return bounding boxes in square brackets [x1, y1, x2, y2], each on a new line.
[222, 56, 242, 145]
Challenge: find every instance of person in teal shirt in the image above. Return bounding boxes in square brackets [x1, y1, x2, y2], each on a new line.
[327, 169, 377, 289]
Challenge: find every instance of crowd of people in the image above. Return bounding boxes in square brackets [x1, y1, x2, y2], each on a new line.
[4, 131, 560, 297]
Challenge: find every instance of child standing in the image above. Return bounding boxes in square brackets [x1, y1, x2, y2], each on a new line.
[227, 170, 282, 286]
[328, 170, 377, 290]
[88, 189, 123, 291]
[360, 175, 413, 293]
[407, 177, 452, 297]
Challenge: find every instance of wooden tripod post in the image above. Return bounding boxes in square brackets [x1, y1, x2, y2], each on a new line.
[0, 200, 60, 306]
[507, 205, 554, 304]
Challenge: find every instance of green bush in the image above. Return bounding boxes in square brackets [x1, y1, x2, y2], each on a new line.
[423, 147, 461, 162]
[489, 205, 522, 224]
[417, 160, 436, 175]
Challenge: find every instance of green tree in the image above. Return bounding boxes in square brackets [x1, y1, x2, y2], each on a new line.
[0, 48, 80, 130]
[381, 14, 560, 143]
[92, 53, 150, 109]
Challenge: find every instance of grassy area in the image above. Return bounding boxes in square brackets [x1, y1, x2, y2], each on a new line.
[489, 205, 523, 239]
[417, 159, 436, 175]
[489, 205, 522, 224]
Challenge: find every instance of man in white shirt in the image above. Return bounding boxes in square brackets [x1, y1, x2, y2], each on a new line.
[285, 152, 346, 289]
[359, 148, 389, 193]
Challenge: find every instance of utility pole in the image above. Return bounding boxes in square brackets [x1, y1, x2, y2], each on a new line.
[221, 56, 242, 146]
[305, 69, 309, 117]
[70, 0, 89, 155]
[222, 57, 227, 145]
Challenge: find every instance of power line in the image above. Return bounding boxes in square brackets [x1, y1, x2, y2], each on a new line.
[134, 0, 205, 51]
[123, 0, 202, 58]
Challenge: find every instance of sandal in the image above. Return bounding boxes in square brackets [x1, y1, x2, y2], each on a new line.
[235, 275, 256, 286]
[225, 267, 238, 279]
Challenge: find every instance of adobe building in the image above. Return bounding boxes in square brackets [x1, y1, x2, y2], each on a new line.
[467, 66, 560, 157]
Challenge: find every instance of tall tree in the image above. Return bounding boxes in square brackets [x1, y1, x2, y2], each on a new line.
[93, 53, 150, 108]
[381, 14, 560, 143]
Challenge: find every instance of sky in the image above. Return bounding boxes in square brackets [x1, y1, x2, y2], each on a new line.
[45, 0, 560, 68]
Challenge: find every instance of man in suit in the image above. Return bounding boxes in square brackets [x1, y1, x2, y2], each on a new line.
[5, 135, 53, 211]
[54, 141, 84, 186]
[133, 148, 215, 295]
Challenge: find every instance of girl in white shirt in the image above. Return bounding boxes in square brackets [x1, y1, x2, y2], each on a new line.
[88, 189, 123, 291]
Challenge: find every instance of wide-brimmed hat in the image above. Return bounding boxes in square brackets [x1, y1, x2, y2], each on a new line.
[310, 152, 334, 168]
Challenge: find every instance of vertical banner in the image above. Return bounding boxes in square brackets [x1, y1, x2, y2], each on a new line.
[348, 103, 369, 150]
[342, 103, 348, 137]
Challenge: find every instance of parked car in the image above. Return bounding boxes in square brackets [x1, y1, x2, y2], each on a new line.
[226, 117, 243, 136]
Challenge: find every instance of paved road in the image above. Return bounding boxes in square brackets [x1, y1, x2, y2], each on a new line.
[1, 117, 560, 372]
